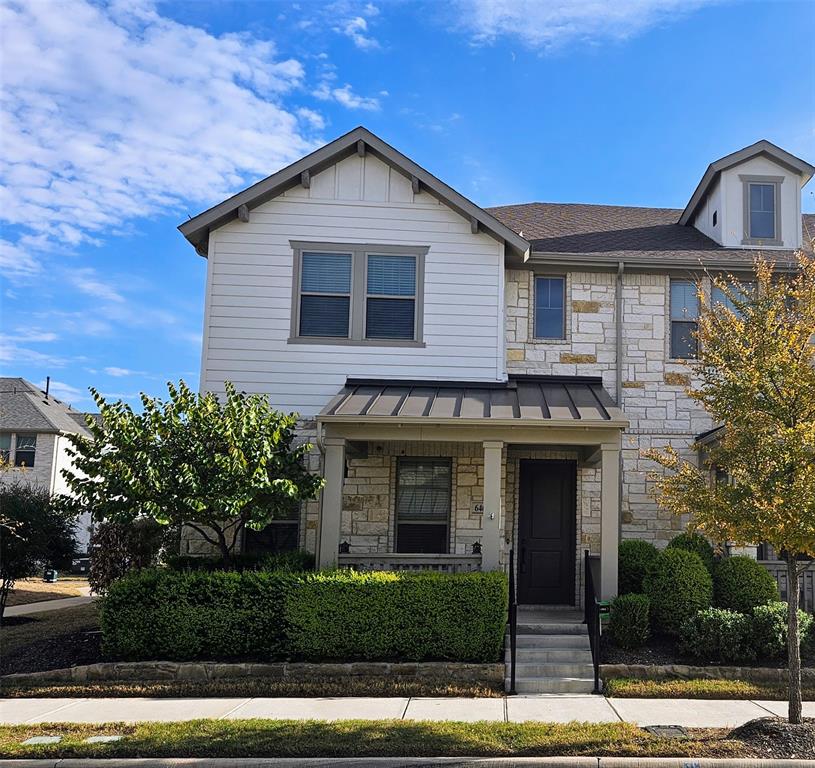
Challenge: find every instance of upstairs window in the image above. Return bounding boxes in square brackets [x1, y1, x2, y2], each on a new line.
[0, 434, 10, 465]
[741, 175, 783, 246]
[291, 242, 426, 345]
[395, 458, 451, 554]
[670, 279, 699, 359]
[366, 254, 417, 340]
[298, 251, 352, 338]
[14, 434, 36, 467]
[534, 276, 566, 339]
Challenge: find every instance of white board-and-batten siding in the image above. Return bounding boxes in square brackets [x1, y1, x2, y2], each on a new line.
[201, 154, 505, 416]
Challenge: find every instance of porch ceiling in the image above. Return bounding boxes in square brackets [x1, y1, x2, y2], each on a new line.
[318, 375, 627, 430]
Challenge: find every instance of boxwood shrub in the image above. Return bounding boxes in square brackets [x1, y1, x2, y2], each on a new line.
[618, 540, 659, 595]
[752, 601, 814, 660]
[101, 569, 296, 660]
[166, 550, 315, 573]
[714, 556, 778, 614]
[101, 568, 508, 663]
[643, 548, 713, 635]
[609, 593, 650, 650]
[284, 570, 508, 662]
[678, 607, 755, 664]
[667, 532, 716, 574]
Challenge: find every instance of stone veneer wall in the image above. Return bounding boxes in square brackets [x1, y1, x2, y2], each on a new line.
[505, 269, 715, 547]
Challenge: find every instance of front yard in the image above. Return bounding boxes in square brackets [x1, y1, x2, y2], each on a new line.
[6, 576, 89, 607]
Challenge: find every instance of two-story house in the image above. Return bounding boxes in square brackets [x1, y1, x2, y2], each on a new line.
[0, 377, 94, 552]
[179, 127, 814, 609]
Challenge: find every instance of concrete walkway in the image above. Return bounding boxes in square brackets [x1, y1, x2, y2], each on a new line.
[2, 695, 812, 728]
[5, 594, 93, 617]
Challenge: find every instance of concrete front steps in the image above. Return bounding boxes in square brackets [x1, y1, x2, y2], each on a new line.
[504, 608, 596, 694]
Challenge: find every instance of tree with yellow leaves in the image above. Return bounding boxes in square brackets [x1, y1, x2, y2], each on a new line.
[646, 254, 815, 724]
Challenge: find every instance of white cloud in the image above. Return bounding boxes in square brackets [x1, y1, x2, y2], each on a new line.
[336, 16, 380, 50]
[0, 0, 324, 260]
[0, 239, 41, 279]
[314, 83, 382, 111]
[0, 339, 67, 368]
[454, 0, 717, 49]
[38, 379, 86, 403]
[67, 268, 125, 303]
[12, 328, 59, 343]
[297, 107, 327, 130]
[104, 366, 141, 377]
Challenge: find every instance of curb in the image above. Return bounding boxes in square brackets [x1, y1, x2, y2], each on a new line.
[1, 759, 814, 767]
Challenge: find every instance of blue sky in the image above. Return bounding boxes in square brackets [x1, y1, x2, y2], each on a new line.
[2, 0, 813, 410]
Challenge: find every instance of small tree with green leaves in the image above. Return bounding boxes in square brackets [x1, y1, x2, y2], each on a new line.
[0, 481, 78, 619]
[60, 381, 323, 565]
[646, 254, 815, 724]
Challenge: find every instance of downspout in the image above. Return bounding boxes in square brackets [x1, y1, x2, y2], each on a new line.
[616, 261, 625, 545]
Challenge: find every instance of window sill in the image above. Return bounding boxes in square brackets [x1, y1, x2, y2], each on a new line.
[288, 337, 426, 348]
[740, 238, 784, 248]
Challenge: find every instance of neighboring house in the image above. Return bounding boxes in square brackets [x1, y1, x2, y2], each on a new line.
[0, 377, 94, 553]
[178, 127, 814, 607]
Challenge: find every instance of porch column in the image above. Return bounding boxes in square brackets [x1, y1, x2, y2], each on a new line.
[482, 440, 504, 571]
[600, 441, 621, 600]
[317, 437, 345, 570]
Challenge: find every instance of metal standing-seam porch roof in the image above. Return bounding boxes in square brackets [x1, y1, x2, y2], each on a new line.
[318, 375, 627, 428]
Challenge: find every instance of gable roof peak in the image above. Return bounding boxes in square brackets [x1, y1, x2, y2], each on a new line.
[679, 139, 815, 226]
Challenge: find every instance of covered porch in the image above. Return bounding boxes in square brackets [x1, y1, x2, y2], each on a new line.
[315, 375, 628, 603]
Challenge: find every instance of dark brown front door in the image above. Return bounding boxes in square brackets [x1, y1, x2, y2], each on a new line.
[517, 459, 576, 605]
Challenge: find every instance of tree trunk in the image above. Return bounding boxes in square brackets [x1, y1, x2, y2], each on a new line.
[787, 552, 802, 724]
[215, 527, 232, 567]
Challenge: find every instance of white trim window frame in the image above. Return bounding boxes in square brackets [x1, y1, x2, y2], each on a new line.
[290, 241, 427, 347]
[740, 174, 784, 247]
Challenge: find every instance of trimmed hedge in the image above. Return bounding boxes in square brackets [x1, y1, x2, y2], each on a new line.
[285, 570, 508, 663]
[714, 556, 778, 614]
[100, 569, 295, 660]
[101, 568, 507, 663]
[618, 540, 659, 595]
[643, 548, 713, 635]
[678, 607, 755, 664]
[609, 593, 650, 650]
[166, 550, 315, 573]
[667, 532, 716, 574]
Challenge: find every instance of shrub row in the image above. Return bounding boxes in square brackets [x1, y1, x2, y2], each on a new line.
[101, 569, 507, 663]
[165, 549, 315, 573]
[679, 602, 814, 664]
[618, 534, 779, 639]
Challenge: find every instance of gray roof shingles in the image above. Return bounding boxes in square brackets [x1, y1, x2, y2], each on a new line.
[486, 203, 815, 266]
[0, 378, 93, 436]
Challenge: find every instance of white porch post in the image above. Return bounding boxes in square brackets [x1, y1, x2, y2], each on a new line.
[600, 441, 621, 600]
[482, 440, 504, 571]
[317, 437, 345, 570]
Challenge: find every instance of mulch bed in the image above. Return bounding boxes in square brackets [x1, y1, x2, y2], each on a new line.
[0, 628, 102, 677]
[730, 717, 815, 759]
[602, 634, 814, 669]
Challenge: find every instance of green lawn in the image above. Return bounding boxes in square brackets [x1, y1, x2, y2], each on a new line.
[604, 676, 815, 700]
[0, 720, 744, 759]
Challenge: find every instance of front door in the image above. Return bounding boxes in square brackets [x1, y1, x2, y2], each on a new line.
[517, 459, 576, 605]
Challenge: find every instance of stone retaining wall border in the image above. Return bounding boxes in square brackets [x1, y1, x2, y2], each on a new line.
[1, 661, 504, 687]
[600, 662, 815, 685]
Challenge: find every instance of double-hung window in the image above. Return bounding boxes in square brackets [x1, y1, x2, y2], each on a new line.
[0, 434, 10, 465]
[740, 175, 783, 246]
[14, 434, 36, 467]
[670, 279, 699, 359]
[298, 251, 353, 338]
[292, 243, 426, 344]
[534, 276, 566, 339]
[712, 280, 755, 316]
[395, 458, 451, 554]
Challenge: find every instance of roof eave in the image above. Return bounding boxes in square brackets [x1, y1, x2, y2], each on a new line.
[317, 414, 629, 429]
[179, 126, 530, 262]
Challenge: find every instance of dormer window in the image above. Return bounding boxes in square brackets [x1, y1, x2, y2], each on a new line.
[740, 175, 783, 246]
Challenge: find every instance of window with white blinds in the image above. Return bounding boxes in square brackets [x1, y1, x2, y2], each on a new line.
[366, 254, 416, 340]
[290, 242, 426, 344]
[299, 252, 352, 337]
[395, 458, 451, 554]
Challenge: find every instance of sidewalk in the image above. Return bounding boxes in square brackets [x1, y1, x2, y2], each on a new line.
[4, 594, 94, 617]
[2, 695, 812, 727]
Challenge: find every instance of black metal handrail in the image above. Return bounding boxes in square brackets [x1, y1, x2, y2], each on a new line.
[583, 549, 601, 694]
[507, 548, 517, 695]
